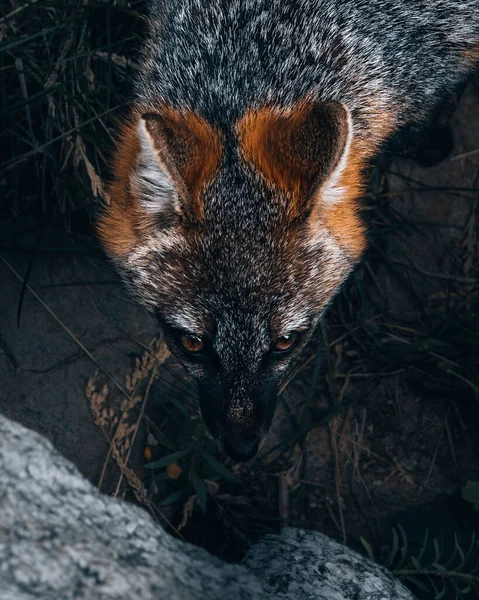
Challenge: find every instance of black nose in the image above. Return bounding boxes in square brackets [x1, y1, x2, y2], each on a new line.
[223, 437, 259, 462]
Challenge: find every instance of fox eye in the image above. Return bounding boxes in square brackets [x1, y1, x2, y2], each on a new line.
[272, 332, 299, 353]
[180, 333, 205, 354]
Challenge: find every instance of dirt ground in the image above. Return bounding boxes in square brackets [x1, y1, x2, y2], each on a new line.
[1, 5, 479, 594]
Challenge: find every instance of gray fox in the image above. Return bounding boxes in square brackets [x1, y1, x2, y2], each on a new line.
[98, 0, 479, 461]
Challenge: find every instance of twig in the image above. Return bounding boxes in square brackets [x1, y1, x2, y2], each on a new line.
[0, 0, 39, 23]
[1, 104, 127, 172]
[329, 418, 347, 544]
[278, 473, 289, 530]
[449, 148, 479, 161]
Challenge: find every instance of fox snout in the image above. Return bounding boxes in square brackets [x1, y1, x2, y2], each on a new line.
[198, 383, 276, 462]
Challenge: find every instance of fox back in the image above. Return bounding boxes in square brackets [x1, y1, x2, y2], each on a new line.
[98, 0, 479, 461]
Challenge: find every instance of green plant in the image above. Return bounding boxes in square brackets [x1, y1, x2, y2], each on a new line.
[360, 486, 479, 600]
[462, 482, 479, 513]
[144, 419, 241, 513]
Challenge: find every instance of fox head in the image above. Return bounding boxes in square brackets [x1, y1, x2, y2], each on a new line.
[98, 99, 386, 461]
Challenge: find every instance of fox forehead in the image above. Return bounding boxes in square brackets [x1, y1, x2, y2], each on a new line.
[122, 203, 352, 339]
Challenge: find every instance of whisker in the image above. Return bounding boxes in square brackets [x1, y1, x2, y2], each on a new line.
[126, 371, 199, 410]
[126, 361, 200, 409]
[279, 360, 306, 395]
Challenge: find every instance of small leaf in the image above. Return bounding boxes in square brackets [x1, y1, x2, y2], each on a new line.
[166, 393, 190, 416]
[411, 556, 421, 570]
[454, 532, 466, 570]
[404, 575, 430, 593]
[426, 573, 440, 596]
[360, 536, 375, 562]
[418, 528, 430, 563]
[144, 447, 191, 469]
[462, 481, 479, 512]
[444, 538, 459, 571]
[434, 583, 446, 600]
[200, 448, 241, 483]
[191, 470, 208, 512]
[397, 524, 409, 568]
[434, 538, 442, 563]
[432, 562, 447, 573]
[387, 527, 399, 568]
[152, 428, 176, 452]
[465, 532, 477, 562]
[449, 578, 463, 597]
[159, 490, 185, 506]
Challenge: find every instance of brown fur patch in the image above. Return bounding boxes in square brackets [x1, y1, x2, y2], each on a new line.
[97, 107, 223, 258]
[462, 44, 479, 65]
[143, 108, 223, 221]
[317, 137, 368, 258]
[236, 98, 395, 257]
[236, 100, 350, 219]
[318, 110, 395, 258]
[96, 117, 142, 257]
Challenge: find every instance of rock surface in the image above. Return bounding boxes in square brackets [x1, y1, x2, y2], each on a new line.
[245, 528, 415, 600]
[0, 414, 414, 599]
[0, 414, 265, 600]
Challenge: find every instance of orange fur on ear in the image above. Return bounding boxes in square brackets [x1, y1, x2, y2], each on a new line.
[96, 117, 142, 258]
[236, 100, 350, 219]
[320, 110, 395, 258]
[313, 135, 368, 259]
[97, 107, 223, 258]
[237, 97, 395, 258]
[142, 107, 223, 221]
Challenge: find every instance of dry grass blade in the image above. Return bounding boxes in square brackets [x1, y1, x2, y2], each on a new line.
[94, 337, 170, 492]
[113, 338, 171, 497]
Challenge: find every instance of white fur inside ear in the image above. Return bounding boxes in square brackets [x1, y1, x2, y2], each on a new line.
[320, 105, 353, 205]
[130, 119, 179, 214]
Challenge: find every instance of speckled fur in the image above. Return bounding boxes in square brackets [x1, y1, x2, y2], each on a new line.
[100, 0, 479, 456]
[138, 0, 479, 130]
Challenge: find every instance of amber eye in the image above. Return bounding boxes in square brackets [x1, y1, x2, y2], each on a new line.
[273, 332, 299, 353]
[180, 334, 205, 354]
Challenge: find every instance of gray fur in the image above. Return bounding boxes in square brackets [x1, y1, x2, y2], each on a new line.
[103, 0, 479, 459]
[137, 0, 479, 131]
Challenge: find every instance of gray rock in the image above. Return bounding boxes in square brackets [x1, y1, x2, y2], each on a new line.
[245, 528, 415, 600]
[0, 414, 265, 600]
[0, 414, 414, 599]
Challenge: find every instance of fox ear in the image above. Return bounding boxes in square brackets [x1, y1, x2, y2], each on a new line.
[133, 108, 223, 222]
[237, 100, 352, 219]
[97, 108, 222, 258]
[131, 117, 179, 219]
